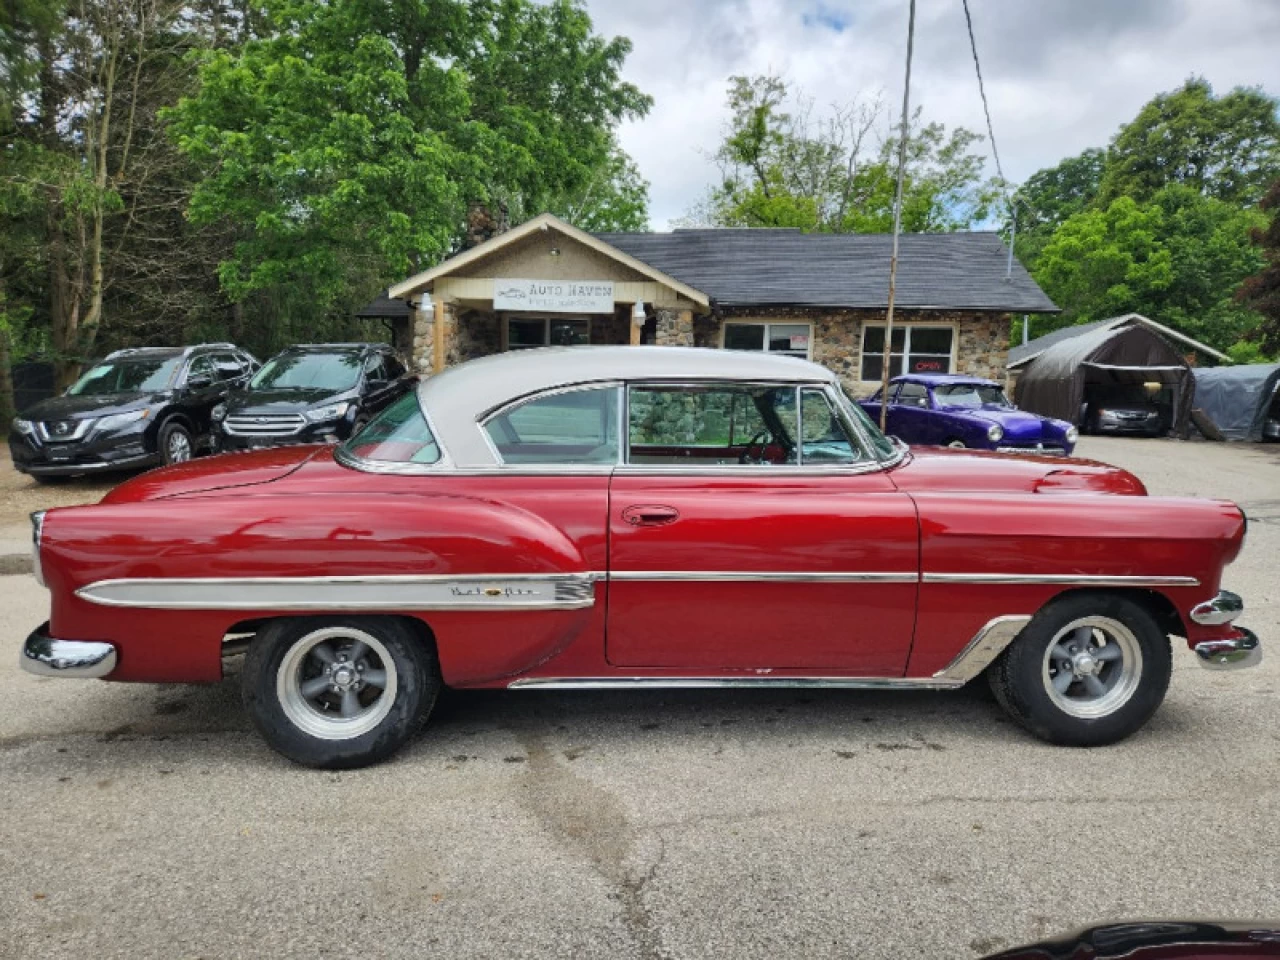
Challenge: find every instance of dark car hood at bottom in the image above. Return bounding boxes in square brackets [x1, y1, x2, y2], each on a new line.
[225, 387, 349, 414]
[19, 391, 158, 421]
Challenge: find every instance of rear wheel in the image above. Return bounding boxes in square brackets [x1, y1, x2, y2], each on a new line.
[988, 592, 1171, 746]
[946, 438, 966, 449]
[242, 617, 440, 768]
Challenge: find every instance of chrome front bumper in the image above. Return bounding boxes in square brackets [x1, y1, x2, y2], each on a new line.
[20, 623, 117, 679]
[1195, 628, 1261, 670]
[1189, 591, 1261, 670]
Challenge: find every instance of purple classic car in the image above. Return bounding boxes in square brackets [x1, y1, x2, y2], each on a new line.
[860, 374, 1078, 455]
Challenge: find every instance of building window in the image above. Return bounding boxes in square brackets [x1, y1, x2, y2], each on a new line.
[723, 322, 812, 359]
[506, 317, 590, 350]
[860, 324, 954, 381]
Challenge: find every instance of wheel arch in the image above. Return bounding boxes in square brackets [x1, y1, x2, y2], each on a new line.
[1035, 586, 1187, 639]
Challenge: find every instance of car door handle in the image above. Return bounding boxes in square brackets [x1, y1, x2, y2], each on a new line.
[621, 505, 680, 527]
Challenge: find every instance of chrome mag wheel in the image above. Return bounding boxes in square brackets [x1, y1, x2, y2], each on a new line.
[277, 625, 399, 740]
[1041, 616, 1143, 719]
[167, 430, 192, 462]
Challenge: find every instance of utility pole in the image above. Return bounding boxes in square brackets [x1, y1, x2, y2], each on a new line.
[879, 0, 916, 432]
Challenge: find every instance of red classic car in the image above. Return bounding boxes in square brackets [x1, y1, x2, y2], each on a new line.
[21, 347, 1260, 768]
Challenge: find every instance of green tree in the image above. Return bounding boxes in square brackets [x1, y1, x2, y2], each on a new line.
[1012, 148, 1104, 267]
[684, 74, 1001, 232]
[1032, 187, 1264, 350]
[168, 0, 650, 320]
[1237, 178, 1280, 355]
[1100, 78, 1280, 207]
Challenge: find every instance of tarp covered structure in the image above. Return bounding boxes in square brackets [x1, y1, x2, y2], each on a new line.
[1014, 321, 1195, 434]
[1192, 363, 1280, 441]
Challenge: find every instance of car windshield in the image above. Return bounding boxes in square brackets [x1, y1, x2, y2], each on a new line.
[67, 356, 181, 395]
[251, 352, 361, 391]
[835, 383, 897, 460]
[338, 390, 440, 465]
[933, 383, 1011, 408]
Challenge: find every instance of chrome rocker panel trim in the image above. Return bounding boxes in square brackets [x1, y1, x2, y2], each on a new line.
[507, 614, 1033, 691]
[20, 623, 117, 679]
[77, 573, 599, 611]
[1190, 590, 1243, 626]
[1194, 628, 1261, 670]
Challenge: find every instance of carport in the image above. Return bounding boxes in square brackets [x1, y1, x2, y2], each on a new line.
[1013, 321, 1195, 434]
[1192, 363, 1280, 441]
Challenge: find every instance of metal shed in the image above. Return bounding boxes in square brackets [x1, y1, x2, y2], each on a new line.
[1191, 363, 1280, 441]
[1013, 322, 1195, 435]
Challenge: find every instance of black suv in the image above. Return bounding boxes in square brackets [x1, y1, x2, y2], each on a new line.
[215, 343, 415, 451]
[9, 344, 258, 482]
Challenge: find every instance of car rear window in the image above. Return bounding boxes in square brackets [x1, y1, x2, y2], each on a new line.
[339, 392, 440, 465]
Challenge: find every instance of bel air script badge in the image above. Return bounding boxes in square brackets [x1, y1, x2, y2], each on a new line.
[450, 585, 539, 598]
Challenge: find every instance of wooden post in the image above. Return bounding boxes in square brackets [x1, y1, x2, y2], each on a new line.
[630, 310, 642, 345]
[433, 299, 446, 373]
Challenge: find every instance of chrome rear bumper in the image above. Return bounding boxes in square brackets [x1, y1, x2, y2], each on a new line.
[20, 622, 117, 679]
[1194, 628, 1261, 670]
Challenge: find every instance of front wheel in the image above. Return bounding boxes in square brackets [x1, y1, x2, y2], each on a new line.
[242, 617, 440, 768]
[946, 438, 966, 449]
[987, 593, 1172, 746]
[159, 421, 194, 465]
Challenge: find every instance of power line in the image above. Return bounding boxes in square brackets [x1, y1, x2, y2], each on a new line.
[962, 0, 1005, 184]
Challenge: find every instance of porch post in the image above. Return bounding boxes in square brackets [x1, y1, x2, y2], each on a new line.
[433, 298, 446, 373]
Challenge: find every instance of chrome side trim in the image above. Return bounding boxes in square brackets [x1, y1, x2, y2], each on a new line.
[508, 676, 962, 691]
[76, 573, 601, 611]
[1190, 590, 1243, 626]
[608, 570, 917, 583]
[20, 625, 117, 679]
[1194, 628, 1261, 670]
[922, 573, 1200, 588]
[932, 614, 1032, 684]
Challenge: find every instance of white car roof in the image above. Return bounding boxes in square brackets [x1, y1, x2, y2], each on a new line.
[418, 346, 836, 467]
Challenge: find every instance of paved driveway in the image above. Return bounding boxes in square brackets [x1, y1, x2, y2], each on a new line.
[1, 437, 1277, 960]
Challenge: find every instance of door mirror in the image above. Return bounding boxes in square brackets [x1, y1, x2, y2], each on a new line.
[187, 373, 213, 390]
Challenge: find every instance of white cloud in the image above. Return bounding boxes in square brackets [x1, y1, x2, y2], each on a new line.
[587, 0, 1280, 229]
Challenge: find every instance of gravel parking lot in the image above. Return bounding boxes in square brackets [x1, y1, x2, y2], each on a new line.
[0, 437, 1277, 960]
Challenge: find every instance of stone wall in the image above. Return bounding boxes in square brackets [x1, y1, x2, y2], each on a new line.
[411, 301, 437, 375]
[655, 307, 694, 346]
[446, 309, 501, 367]
[707, 307, 1013, 394]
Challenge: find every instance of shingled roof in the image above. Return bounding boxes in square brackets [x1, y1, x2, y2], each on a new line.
[594, 228, 1059, 313]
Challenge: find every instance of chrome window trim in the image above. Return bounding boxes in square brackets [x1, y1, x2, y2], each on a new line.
[921, 573, 1200, 587]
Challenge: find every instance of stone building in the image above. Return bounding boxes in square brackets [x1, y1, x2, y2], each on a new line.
[386, 213, 1057, 395]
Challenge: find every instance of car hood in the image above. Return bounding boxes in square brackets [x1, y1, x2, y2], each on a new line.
[937, 405, 1070, 442]
[20, 392, 158, 421]
[227, 387, 347, 414]
[887, 446, 1146, 495]
[102, 445, 324, 503]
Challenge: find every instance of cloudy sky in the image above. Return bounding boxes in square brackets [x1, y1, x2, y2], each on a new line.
[585, 0, 1280, 229]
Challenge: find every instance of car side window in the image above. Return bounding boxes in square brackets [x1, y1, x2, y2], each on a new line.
[483, 386, 620, 465]
[363, 355, 388, 382]
[212, 353, 244, 381]
[628, 384, 800, 466]
[383, 354, 406, 379]
[186, 354, 215, 385]
[896, 382, 929, 408]
[799, 388, 864, 463]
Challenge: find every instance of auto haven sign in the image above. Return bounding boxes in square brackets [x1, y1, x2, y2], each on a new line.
[493, 278, 615, 313]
